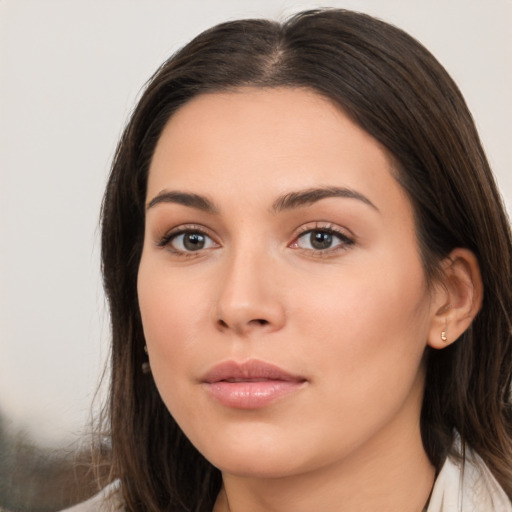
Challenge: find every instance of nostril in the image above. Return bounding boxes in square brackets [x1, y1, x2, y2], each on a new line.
[215, 315, 274, 331]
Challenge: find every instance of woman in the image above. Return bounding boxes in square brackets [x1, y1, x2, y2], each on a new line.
[66, 8, 512, 512]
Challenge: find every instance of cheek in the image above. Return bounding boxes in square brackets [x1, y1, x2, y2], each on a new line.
[292, 252, 430, 390]
[137, 258, 211, 403]
[138, 256, 210, 347]
[284, 263, 430, 459]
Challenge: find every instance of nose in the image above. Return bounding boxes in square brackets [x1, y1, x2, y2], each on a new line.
[213, 248, 286, 336]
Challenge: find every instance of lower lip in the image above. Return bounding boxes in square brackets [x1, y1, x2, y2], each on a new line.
[204, 380, 305, 409]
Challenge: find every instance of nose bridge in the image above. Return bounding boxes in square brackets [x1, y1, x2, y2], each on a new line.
[214, 236, 285, 334]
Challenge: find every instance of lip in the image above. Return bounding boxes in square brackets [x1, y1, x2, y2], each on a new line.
[201, 359, 307, 409]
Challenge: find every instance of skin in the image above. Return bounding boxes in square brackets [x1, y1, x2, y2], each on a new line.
[137, 88, 470, 511]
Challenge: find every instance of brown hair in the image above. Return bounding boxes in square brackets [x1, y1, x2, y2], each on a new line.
[99, 9, 512, 511]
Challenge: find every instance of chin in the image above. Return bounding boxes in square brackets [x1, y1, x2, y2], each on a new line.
[194, 432, 323, 480]
[212, 455, 304, 479]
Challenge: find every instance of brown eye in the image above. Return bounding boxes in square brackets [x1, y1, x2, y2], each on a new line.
[182, 233, 206, 251]
[310, 231, 333, 250]
[166, 231, 217, 252]
[294, 229, 353, 252]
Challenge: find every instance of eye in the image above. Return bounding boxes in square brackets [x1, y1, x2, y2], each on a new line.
[291, 226, 354, 252]
[158, 228, 218, 254]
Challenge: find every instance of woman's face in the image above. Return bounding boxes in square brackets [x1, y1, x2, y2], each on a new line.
[138, 88, 438, 478]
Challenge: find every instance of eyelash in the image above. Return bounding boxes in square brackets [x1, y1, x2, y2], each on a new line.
[156, 223, 355, 258]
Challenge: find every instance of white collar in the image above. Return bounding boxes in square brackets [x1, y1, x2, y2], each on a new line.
[427, 445, 512, 511]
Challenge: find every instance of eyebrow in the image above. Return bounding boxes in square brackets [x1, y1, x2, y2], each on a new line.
[146, 186, 378, 214]
[272, 186, 378, 212]
[146, 190, 218, 213]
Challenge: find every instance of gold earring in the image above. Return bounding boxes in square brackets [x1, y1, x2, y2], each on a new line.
[440, 305, 451, 343]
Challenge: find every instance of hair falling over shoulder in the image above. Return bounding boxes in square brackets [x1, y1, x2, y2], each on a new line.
[97, 9, 512, 511]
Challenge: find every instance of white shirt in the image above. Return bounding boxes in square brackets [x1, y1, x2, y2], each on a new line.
[427, 446, 512, 511]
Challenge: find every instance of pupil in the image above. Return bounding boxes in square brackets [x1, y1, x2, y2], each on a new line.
[311, 231, 332, 250]
[184, 233, 205, 251]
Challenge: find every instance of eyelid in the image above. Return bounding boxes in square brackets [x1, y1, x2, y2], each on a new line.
[294, 222, 354, 238]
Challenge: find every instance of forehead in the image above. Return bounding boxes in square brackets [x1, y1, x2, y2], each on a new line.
[147, 87, 408, 217]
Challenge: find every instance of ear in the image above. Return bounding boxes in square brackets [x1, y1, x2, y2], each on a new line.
[427, 248, 483, 349]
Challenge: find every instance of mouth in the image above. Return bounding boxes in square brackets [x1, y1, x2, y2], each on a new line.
[201, 359, 307, 409]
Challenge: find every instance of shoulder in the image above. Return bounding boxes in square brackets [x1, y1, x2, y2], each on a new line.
[428, 445, 512, 511]
[58, 480, 123, 512]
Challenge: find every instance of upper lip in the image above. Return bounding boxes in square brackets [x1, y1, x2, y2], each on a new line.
[202, 359, 306, 383]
